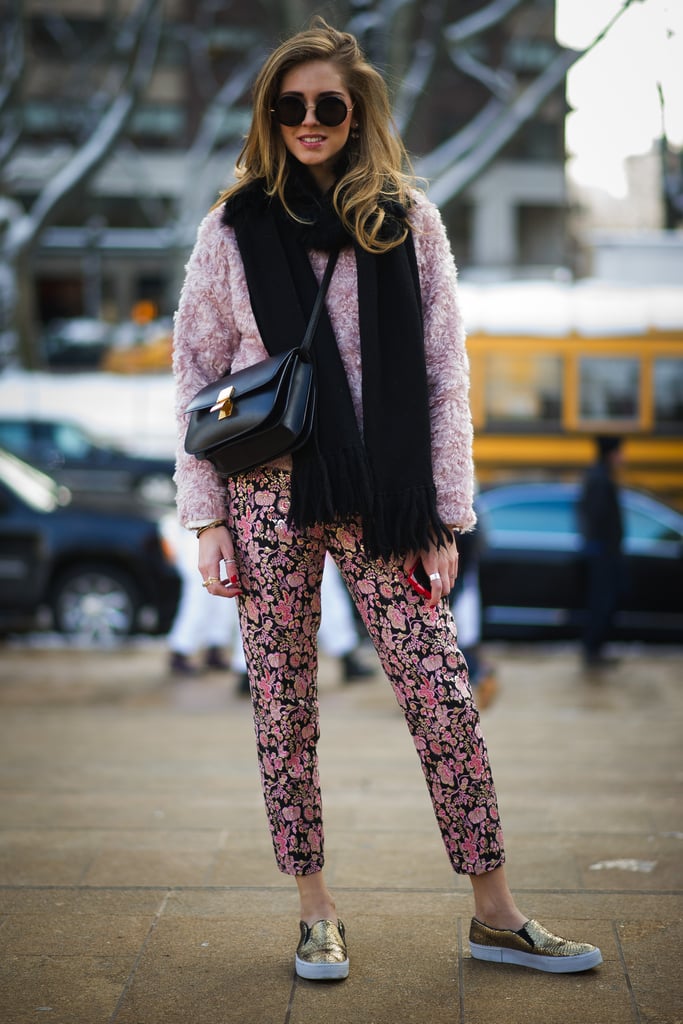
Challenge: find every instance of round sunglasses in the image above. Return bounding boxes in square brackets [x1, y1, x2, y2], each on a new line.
[271, 95, 352, 128]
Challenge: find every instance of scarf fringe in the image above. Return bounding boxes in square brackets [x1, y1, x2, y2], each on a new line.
[290, 448, 450, 560]
[362, 483, 452, 560]
[289, 445, 374, 529]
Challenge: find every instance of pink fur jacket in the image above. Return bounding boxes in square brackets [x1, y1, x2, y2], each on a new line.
[173, 189, 476, 533]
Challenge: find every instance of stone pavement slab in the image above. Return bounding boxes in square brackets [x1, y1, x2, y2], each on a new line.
[0, 642, 681, 1023]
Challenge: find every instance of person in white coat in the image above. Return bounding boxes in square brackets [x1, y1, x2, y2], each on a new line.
[163, 516, 240, 676]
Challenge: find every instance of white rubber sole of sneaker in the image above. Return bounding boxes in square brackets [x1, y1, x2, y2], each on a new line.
[295, 955, 350, 981]
[470, 941, 603, 973]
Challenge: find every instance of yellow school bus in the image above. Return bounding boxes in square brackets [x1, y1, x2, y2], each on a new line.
[462, 283, 683, 509]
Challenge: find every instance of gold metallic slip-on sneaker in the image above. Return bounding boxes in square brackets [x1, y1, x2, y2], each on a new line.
[469, 918, 602, 973]
[295, 919, 349, 981]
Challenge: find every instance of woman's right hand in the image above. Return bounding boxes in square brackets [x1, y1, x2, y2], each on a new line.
[197, 525, 242, 598]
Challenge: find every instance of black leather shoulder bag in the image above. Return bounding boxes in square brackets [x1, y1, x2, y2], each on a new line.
[184, 248, 339, 477]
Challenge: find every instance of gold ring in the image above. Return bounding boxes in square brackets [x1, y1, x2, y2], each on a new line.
[202, 576, 220, 588]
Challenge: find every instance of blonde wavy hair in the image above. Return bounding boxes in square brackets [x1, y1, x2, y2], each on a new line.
[213, 17, 418, 253]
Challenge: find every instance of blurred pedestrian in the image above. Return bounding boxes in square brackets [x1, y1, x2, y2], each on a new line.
[319, 553, 375, 683]
[163, 516, 240, 677]
[450, 527, 498, 710]
[173, 18, 601, 981]
[577, 435, 625, 668]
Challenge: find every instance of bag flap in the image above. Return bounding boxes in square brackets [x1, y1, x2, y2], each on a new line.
[185, 349, 298, 414]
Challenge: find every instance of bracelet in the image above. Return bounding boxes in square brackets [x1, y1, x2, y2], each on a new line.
[195, 519, 226, 538]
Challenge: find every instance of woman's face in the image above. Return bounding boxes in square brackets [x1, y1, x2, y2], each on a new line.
[275, 60, 353, 192]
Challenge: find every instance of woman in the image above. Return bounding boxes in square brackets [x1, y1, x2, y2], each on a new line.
[173, 18, 601, 981]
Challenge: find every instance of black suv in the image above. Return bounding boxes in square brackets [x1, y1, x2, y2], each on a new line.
[0, 448, 180, 643]
[0, 417, 175, 507]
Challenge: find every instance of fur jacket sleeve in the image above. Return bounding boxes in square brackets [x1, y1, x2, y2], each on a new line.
[172, 189, 476, 533]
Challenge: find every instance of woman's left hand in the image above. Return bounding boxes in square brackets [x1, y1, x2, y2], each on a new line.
[403, 535, 459, 608]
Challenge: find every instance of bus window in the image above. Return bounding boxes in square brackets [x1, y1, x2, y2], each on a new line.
[579, 357, 640, 423]
[484, 354, 562, 429]
[654, 359, 683, 430]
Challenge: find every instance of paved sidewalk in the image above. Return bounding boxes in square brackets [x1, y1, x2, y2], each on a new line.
[0, 641, 681, 1024]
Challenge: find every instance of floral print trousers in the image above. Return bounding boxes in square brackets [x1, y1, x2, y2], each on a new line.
[226, 469, 505, 877]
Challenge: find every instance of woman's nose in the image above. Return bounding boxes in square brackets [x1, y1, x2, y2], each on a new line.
[301, 104, 319, 126]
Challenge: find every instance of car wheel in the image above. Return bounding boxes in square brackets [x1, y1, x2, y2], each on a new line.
[50, 564, 141, 644]
[136, 473, 175, 505]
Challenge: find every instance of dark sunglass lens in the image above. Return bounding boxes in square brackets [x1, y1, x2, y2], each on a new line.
[316, 96, 348, 126]
[274, 96, 306, 126]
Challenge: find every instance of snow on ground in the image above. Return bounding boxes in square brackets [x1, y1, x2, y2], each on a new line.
[0, 369, 176, 457]
[457, 280, 683, 336]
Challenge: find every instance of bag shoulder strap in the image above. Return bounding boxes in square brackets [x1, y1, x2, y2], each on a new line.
[300, 246, 340, 359]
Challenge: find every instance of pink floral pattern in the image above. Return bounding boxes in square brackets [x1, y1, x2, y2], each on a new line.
[225, 468, 505, 878]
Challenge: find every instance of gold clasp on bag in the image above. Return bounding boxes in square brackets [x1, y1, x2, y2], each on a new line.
[210, 385, 236, 420]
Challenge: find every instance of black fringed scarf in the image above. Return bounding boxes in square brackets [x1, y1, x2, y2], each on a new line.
[221, 165, 451, 559]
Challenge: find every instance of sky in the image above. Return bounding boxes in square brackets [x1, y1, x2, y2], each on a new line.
[556, 0, 683, 196]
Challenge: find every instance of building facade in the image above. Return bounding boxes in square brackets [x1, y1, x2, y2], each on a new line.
[5, 0, 568, 334]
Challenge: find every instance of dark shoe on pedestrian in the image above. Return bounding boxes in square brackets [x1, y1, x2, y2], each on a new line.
[295, 919, 349, 981]
[205, 646, 229, 670]
[235, 671, 250, 697]
[583, 652, 620, 670]
[341, 651, 375, 683]
[469, 917, 602, 973]
[169, 652, 200, 677]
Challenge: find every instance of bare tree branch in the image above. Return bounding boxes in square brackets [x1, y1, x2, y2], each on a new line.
[41, 12, 81, 59]
[429, 0, 643, 207]
[347, 0, 415, 36]
[347, 0, 414, 66]
[6, 0, 163, 258]
[185, 44, 267, 168]
[0, 0, 24, 120]
[588, 0, 645, 50]
[172, 42, 269, 242]
[392, 0, 448, 134]
[0, 122, 21, 170]
[445, 0, 525, 46]
[1, 0, 164, 367]
[0, 3, 23, 173]
[427, 47, 578, 207]
[415, 97, 504, 180]
[447, 47, 516, 101]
